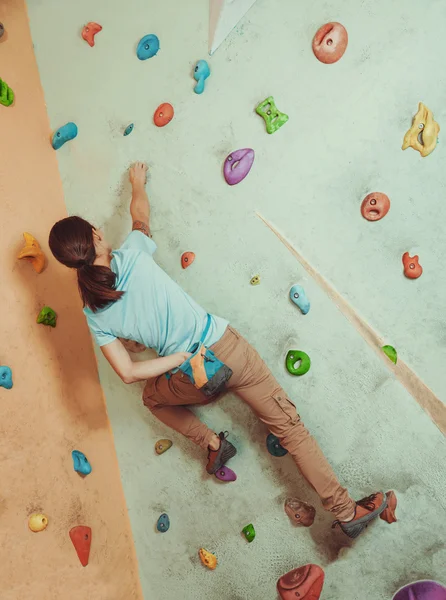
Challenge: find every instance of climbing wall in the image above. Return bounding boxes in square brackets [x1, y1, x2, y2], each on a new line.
[0, 1, 143, 598]
[24, 0, 446, 598]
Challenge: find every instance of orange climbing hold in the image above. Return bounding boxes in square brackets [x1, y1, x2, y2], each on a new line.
[402, 252, 423, 279]
[154, 103, 174, 127]
[69, 526, 92, 567]
[17, 232, 46, 273]
[199, 548, 217, 570]
[181, 252, 195, 269]
[82, 22, 102, 47]
[380, 490, 398, 524]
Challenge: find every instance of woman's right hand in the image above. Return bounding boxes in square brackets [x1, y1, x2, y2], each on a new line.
[177, 351, 192, 365]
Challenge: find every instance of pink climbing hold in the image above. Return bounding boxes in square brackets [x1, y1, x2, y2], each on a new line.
[82, 22, 102, 47]
[214, 465, 237, 482]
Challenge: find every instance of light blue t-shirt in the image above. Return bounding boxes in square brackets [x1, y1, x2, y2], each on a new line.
[83, 231, 228, 356]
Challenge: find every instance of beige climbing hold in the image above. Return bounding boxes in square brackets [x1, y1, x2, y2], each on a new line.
[28, 513, 48, 532]
[17, 233, 46, 274]
[155, 439, 172, 455]
[199, 548, 217, 570]
[250, 275, 260, 286]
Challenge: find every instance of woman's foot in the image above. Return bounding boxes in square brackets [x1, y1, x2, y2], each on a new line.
[332, 491, 387, 539]
[206, 431, 237, 475]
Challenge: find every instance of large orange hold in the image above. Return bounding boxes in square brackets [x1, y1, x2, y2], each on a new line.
[82, 22, 102, 47]
[312, 22, 348, 64]
[402, 252, 423, 279]
[69, 526, 92, 567]
[277, 564, 325, 600]
[154, 103, 174, 127]
[17, 232, 46, 273]
[181, 252, 195, 269]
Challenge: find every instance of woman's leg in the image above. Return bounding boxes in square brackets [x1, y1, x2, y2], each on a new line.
[143, 370, 217, 450]
[210, 327, 356, 521]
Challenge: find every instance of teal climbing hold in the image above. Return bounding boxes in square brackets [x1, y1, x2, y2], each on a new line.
[52, 122, 78, 150]
[242, 523, 256, 543]
[0, 366, 13, 390]
[285, 350, 311, 376]
[37, 306, 57, 328]
[193, 60, 210, 94]
[266, 433, 288, 457]
[0, 78, 14, 107]
[382, 345, 397, 365]
[123, 123, 134, 136]
[156, 513, 170, 533]
[136, 34, 160, 60]
[72, 450, 92, 475]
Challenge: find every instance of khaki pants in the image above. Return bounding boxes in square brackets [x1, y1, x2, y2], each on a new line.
[143, 326, 355, 520]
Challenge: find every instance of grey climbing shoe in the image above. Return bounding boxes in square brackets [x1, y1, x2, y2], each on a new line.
[332, 492, 387, 539]
[206, 431, 237, 475]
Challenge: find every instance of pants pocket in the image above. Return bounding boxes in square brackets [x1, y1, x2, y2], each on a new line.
[272, 391, 300, 425]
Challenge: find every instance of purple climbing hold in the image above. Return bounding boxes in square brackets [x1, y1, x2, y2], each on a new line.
[214, 465, 237, 482]
[223, 148, 255, 186]
[393, 581, 446, 600]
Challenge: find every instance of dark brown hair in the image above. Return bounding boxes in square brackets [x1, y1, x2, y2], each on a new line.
[48, 216, 123, 312]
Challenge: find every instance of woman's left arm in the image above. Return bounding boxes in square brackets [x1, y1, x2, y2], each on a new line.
[102, 339, 191, 383]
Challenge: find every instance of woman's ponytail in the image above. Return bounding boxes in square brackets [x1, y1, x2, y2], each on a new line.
[49, 216, 123, 312]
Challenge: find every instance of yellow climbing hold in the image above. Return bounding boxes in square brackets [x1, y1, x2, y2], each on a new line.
[250, 275, 261, 286]
[28, 513, 48, 532]
[17, 232, 46, 274]
[199, 548, 217, 570]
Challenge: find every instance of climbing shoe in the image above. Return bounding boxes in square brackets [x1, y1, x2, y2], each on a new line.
[332, 491, 387, 539]
[206, 431, 237, 475]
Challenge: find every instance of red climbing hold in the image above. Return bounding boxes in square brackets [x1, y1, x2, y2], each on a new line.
[181, 252, 195, 269]
[69, 526, 92, 567]
[402, 252, 423, 279]
[82, 22, 102, 47]
[277, 564, 325, 600]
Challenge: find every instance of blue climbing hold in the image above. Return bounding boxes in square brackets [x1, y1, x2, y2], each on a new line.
[52, 122, 78, 150]
[193, 60, 210, 94]
[72, 450, 92, 475]
[0, 366, 13, 390]
[136, 34, 160, 60]
[289, 284, 310, 315]
[123, 123, 134, 136]
[266, 433, 288, 457]
[156, 513, 170, 533]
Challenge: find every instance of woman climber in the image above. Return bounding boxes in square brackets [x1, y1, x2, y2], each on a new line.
[49, 162, 396, 539]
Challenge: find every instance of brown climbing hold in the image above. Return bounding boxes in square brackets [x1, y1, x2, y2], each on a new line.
[284, 498, 316, 527]
[380, 490, 397, 524]
[155, 439, 172, 455]
[17, 232, 46, 273]
[69, 526, 92, 567]
[181, 252, 195, 269]
[28, 513, 48, 532]
[82, 22, 102, 47]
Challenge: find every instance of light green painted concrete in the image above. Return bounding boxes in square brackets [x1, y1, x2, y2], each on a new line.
[28, 0, 446, 598]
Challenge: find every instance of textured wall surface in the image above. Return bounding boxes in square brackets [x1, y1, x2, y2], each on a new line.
[27, 0, 446, 598]
[0, 2, 142, 599]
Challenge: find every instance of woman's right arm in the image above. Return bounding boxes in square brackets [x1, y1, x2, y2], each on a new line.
[101, 339, 191, 384]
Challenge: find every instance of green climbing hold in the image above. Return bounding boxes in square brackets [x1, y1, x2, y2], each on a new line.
[242, 523, 256, 543]
[256, 96, 289, 134]
[37, 306, 57, 328]
[286, 350, 311, 376]
[0, 78, 14, 107]
[382, 345, 397, 364]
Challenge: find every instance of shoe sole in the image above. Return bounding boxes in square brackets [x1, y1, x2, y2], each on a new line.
[340, 492, 388, 539]
[206, 440, 237, 475]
